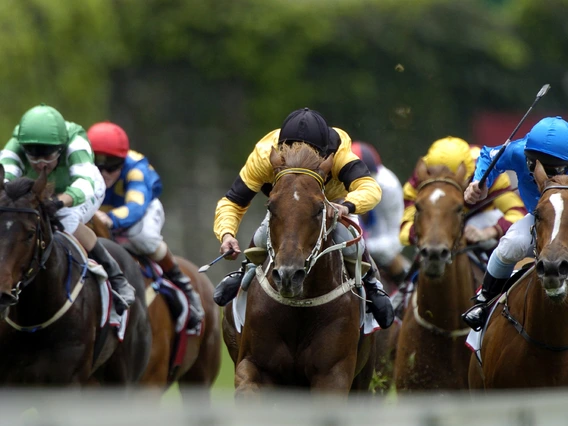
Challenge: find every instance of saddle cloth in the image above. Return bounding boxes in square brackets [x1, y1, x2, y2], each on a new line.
[232, 285, 381, 335]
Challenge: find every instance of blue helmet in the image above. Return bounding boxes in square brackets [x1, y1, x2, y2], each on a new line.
[524, 116, 568, 167]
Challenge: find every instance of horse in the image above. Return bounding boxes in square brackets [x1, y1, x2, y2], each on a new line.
[469, 162, 568, 389]
[89, 210, 221, 393]
[393, 159, 474, 391]
[0, 167, 152, 385]
[222, 143, 376, 396]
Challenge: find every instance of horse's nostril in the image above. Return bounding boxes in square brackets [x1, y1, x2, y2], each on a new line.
[536, 260, 545, 276]
[419, 248, 428, 258]
[440, 249, 450, 260]
[292, 269, 306, 284]
[271, 269, 282, 284]
[560, 261, 568, 276]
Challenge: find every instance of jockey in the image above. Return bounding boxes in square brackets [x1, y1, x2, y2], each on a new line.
[351, 141, 409, 285]
[213, 107, 395, 329]
[0, 105, 135, 313]
[86, 121, 204, 331]
[462, 116, 568, 330]
[400, 136, 526, 251]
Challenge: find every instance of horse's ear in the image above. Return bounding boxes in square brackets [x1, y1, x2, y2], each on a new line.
[533, 160, 548, 193]
[270, 147, 283, 170]
[455, 162, 468, 189]
[32, 167, 48, 196]
[416, 158, 429, 182]
[318, 153, 334, 179]
[0, 165, 4, 192]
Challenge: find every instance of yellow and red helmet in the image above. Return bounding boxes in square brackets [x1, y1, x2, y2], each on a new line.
[87, 121, 129, 159]
[423, 136, 475, 177]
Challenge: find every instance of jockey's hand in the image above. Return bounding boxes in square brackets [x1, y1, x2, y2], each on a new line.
[464, 181, 488, 204]
[328, 202, 349, 219]
[221, 234, 241, 260]
[94, 210, 113, 229]
[464, 225, 497, 244]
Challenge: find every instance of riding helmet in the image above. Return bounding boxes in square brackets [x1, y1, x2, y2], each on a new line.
[278, 107, 331, 155]
[423, 136, 475, 177]
[87, 122, 130, 159]
[351, 141, 382, 174]
[524, 116, 568, 166]
[17, 104, 68, 147]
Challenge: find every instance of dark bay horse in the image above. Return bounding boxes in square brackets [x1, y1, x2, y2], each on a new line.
[393, 160, 473, 391]
[90, 213, 221, 392]
[223, 143, 375, 395]
[0, 168, 151, 385]
[470, 162, 568, 389]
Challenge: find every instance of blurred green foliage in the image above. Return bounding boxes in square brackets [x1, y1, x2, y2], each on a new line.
[1, 0, 565, 180]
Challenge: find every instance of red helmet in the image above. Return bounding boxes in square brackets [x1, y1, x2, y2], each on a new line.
[351, 141, 382, 173]
[87, 121, 129, 159]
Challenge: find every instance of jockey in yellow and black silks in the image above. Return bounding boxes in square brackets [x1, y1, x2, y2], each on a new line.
[213, 107, 395, 329]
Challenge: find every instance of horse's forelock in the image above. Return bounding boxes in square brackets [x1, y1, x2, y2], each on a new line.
[279, 143, 322, 171]
[0, 179, 57, 219]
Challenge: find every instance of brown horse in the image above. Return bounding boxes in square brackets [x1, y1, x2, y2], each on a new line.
[0, 168, 152, 385]
[469, 162, 568, 389]
[393, 159, 473, 391]
[223, 143, 375, 395]
[89, 212, 221, 392]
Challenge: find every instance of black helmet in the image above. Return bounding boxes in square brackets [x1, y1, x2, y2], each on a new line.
[278, 107, 331, 155]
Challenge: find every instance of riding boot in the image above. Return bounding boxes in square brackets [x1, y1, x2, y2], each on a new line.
[363, 272, 395, 329]
[214, 260, 248, 307]
[89, 239, 135, 315]
[461, 273, 508, 331]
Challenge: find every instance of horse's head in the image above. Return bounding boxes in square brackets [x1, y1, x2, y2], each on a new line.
[413, 158, 468, 278]
[0, 166, 55, 308]
[267, 143, 334, 298]
[532, 161, 568, 302]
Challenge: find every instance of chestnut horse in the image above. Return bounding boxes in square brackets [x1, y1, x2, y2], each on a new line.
[0, 168, 152, 385]
[393, 160, 473, 391]
[223, 143, 375, 395]
[470, 162, 568, 389]
[89, 213, 221, 392]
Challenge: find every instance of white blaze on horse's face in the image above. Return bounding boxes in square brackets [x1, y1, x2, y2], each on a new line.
[293, 191, 300, 202]
[428, 188, 446, 205]
[5, 221, 12, 230]
[549, 193, 564, 243]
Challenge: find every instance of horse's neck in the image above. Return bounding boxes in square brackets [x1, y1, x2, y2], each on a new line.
[416, 253, 473, 324]
[302, 247, 344, 298]
[8, 235, 72, 324]
[515, 274, 568, 344]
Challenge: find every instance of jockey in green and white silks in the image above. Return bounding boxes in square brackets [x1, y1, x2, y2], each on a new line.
[0, 104, 135, 313]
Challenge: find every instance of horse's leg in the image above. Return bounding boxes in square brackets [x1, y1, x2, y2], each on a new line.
[310, 358, 357, 395]
[468, 353, 485, 392]
[234, 358, 264, 397]
[351, 334, 375, 393]
[222, 302, 240, 365]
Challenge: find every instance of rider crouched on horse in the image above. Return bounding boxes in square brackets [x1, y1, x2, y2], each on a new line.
[213, 107, 395, 329]
[351, 141, 409, 288]
[0, 105, 135, 314]
[400, 136, 526, 254]
[462, 116, 568, 330]
[86, 121, 204, 331]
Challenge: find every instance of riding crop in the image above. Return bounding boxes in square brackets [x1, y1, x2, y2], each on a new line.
[198, 248, 236, 273]
[479, 84, 551, 188]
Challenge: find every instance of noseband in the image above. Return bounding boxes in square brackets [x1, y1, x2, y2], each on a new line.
[0, 205, 53, 300]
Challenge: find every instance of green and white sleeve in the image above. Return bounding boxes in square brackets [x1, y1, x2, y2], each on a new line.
[65, 134, 98, 206]
[0, 138, 25, 180]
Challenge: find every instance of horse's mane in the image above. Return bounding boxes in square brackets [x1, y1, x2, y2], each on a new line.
[279, 143, 323, 171]
[0, 178, 59, 222]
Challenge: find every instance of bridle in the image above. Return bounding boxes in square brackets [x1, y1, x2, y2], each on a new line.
[415, 177, 466, 260]
[0, 204, 54, 302]
[502, 184, 568, 352]
[266, 167, 362, 276]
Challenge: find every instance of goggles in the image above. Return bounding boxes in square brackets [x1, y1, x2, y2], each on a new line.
[95, 154, 125, 173]
[526, 158, 568, 177]
[23, 144, 63, 165]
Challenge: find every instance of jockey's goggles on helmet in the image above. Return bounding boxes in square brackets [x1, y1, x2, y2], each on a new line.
[526, 157, 568, 177]
[23, 144, 63, 164]
[95, 154, 125, 173]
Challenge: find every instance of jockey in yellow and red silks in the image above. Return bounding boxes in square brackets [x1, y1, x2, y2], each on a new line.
[400, 136, 527, 249]
[213, 108, 395, 329]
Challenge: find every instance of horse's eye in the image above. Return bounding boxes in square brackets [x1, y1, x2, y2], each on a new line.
[415, 203, 422, 214]
[27, 229, 36, 241]
[456, 205, 464, 214]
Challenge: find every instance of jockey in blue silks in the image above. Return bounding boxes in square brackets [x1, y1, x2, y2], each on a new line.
[462, 116, 568, 330]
